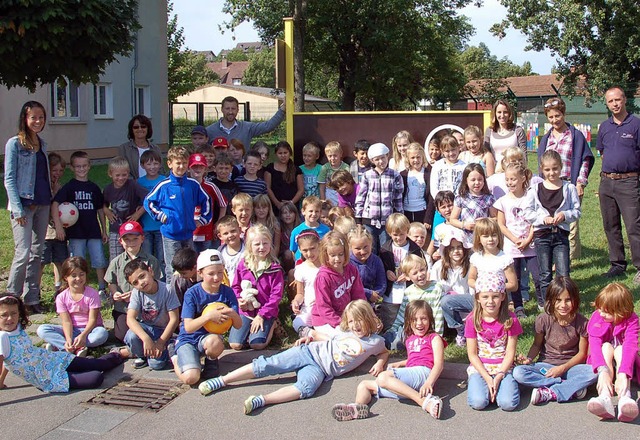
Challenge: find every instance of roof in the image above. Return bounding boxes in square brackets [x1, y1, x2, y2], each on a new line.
[235, 42, 264, 52]
[466, 74, 563, 98]
[207, 61, 249, 85]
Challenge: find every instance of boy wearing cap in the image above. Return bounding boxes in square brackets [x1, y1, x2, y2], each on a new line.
[172, 249, 242, 385]
[144, 146, 213, 285]
[354, 142, 404, 254]
[190, 125, 210, 150]
[105, 221, 162, 343]
[188, 153, 228, 253]
[120, 258, 180, 370]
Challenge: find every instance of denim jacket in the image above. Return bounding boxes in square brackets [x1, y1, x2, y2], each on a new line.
[4, 135, 50, 217]
[524, 180, 581, 232]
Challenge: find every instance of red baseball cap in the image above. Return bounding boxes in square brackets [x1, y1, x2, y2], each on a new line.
[189, 153, 207, 168]
[212, 137, 229, 148]
[119, 221, 144, 237]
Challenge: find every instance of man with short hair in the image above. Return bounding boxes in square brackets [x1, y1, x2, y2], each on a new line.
[597, 85, 640, 283]
[205, 96, 285, 149]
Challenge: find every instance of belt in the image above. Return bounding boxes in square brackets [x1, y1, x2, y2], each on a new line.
[600, 171, 640, 180]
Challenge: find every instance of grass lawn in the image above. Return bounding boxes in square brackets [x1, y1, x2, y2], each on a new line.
[0, 153, 638, 361]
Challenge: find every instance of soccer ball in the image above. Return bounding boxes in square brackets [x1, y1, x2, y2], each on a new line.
[202, 302, 233, 334]
[58, 202, 79, 228]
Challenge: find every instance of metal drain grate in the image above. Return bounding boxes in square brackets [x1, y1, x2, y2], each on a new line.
[86, 378, 189, 412]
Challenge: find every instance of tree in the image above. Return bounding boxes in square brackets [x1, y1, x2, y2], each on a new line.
[491, 0, 640, 104]
[222, 0, 474, 110]
[214, 48, 250, 62]
[167, 2, 218, 102]
[243, 49, 276, 88]
[0, 0, 140, 90]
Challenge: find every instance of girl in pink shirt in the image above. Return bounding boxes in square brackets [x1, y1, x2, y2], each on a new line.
[587, 282, 639, 422]
[36, 257, 108, 355]
[311, 231, 366, 336]
[334, 300, 445, 420]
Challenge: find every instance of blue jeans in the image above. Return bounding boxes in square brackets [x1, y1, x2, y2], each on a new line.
[467, 372, 520, 411]
[512, 362, 597, 402]
[252, 345, 326, 399]
[142, 230, 165, 280]
[441, 294, 474, 333]
[364, 223, 388, 256]
[124, 322, 171, 370]
[162, 237, 193, 285]
[193, 240, 213, 254]
[36, 324, 109, 351]
[378, 366, 432, 399]
[512, 256, 540, 309]
[68, 238, 107, 269]
[534, 228, 569, 306]
[228, 315, 275, 346]
[7, 204, 50, 305]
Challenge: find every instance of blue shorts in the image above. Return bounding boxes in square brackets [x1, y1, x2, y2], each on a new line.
[377, 366, 432, 399]
[43, 239, 69, 264]
[228, 314, 275, 346]
[68, 238, 107, 269]
[252, 345, 326, 399]
[175, 334, 221, 373]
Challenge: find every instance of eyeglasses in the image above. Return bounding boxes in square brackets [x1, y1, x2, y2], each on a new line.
[544, 100, 560, 108]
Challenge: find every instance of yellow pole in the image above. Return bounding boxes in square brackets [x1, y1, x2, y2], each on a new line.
[284, 17, 294, 147]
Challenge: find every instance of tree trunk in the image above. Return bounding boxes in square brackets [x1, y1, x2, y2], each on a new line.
[293, 0, 306, 112]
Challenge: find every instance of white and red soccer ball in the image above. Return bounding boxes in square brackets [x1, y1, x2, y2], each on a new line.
[58, 202, 79, 228]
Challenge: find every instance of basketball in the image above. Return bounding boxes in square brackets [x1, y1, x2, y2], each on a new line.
[58, 202, 79, 228]
[202, 302, 233, 334]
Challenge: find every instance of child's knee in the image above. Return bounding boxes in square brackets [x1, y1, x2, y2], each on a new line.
[375, 370, 394, 388]
[180, 368, 201, 385]
[468, 393, 489, 410]
[229, 343, 245, 351]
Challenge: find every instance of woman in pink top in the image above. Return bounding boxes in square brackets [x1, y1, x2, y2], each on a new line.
[36, 257, 108, 355]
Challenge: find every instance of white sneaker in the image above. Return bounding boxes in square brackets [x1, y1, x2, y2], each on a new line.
[43, 343, 53, 352]
[573, 388, 587, 400]
[587, 395, 615, 419]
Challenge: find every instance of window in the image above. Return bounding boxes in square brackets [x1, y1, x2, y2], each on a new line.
[93, 83, 113, 118]
[51, 78, 79, 119]
[135, 85, 151, 116]
[232, 78, 242, 85]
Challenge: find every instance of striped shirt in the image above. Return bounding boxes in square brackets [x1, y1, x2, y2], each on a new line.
[234, 176, 267, 198]
[389, 282, 445, 335]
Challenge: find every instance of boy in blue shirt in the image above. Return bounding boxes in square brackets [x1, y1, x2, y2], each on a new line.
[138, 149, 165, 278]
[289, 196, 330, 260]
[144, 146, 212, 284]
[172, 249, 242, 385]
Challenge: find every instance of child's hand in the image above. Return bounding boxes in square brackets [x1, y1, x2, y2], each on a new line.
[369, 363, 384, 377]
[104, 207, 116, 223]
[204, 304, 230, 323]
[143, 338, 156, 357]
[420, 380, 434, 397]
[291, 301, 301, 314]
[515, 354, 530, 365]
[101, 231, 108, 244]
[369, 291, 381, 303]
[432, 253, 441, 262]
[238, 297, 249, 312]
[552, 212, 565, 225]
[396, 273, 407, 283]
[73, 334, 87, 350]
[64, 340, 75, 352]
[544, 216, 555, 225]
[55, 225, 66, 241]
[294, 336, 313, 346]
[250, 315, 264, 334]
[545, 365, 565, 378]
[464, 221, 475, 231]
[386, 270, 397, 282]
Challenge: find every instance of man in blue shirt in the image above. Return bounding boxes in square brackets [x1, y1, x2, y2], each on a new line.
[597, 85, 640, 283]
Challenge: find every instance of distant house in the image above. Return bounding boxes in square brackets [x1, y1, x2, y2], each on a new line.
[194, 50, 216, 63]
[207, 59, 250, 86]
[0, 0, 168, 160]
[234, 42, 264, 54]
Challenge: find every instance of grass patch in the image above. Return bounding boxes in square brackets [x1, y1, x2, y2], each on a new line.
[1, 152, 638, 363]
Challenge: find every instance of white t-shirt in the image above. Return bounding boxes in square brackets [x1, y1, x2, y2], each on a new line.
[294, 261, 320, 310]
[219, 242, 245, 285]
[404, 169, 427, 212]
[493, 194, 536, 258]
[308, 331, 386, 379]
[386, 242, 410, 304]
[429, 260, 472, 295]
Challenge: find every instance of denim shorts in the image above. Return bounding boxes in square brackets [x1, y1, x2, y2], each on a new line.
[175, 334, 221, 373]
[252, 344, 326, 399]
[68, 238, 107, 269]
[228, 314, 275, 346]
[377, 366, 432, 399]
[42, 239, 69, 264]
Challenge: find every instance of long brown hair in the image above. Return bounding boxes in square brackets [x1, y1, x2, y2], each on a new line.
[490, 99, 515, 131]
[275, 141, 297, 184]
[18, 101, 46, 151]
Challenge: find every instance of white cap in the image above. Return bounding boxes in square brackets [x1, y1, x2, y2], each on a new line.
[197, 249, 224, 270]
[367, 142, 390, 160]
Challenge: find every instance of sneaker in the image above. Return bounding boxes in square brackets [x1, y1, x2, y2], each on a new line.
[587, 395, 615, 419]
[43, 343, 53, 352]
[331, 403, 369, 421]
[75, 347, 89, 358]
[134, 358, 148, 369]
[243, 395, 263, 415]
[573, 388, 587, 400]
[617, 395, 639, 422]
[201, 357, 219, 380]
[633, 271, 640, 285]
[455, 335, 466, 347]
[601, 266, 625, 278]
[515, 307, 527, 319]
[530, 387, 556, 405]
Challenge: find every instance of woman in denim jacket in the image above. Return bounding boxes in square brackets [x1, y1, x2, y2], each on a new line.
[4, 101, 52, 313]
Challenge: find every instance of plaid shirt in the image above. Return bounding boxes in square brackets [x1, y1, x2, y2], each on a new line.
[355, 167, 404, 228]
[546, 128, 590, 186]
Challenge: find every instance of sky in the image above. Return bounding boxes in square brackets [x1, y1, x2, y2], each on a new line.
[173, 0, 556, 75]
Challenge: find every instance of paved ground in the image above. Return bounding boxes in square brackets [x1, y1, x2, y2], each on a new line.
[2, 344, 639, 440]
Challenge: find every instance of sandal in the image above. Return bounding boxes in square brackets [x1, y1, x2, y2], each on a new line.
[422, 394, 442, 419]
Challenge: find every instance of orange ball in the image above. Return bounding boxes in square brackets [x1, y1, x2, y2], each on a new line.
[202, 302, 233, 334]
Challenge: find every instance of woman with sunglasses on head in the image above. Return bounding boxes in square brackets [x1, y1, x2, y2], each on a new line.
[118, 115, 164, 179]
[537, 98, 595, 260]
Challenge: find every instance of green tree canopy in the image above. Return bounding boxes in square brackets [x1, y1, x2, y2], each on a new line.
[222, 0, 474, 110]
[491, 0, 640, 103]
[167, 2, 218, 102]
[243, 48, 276, 88]
[0, 0, 140, 90]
